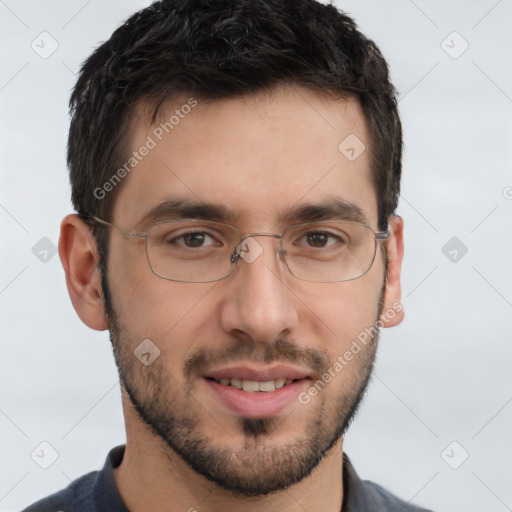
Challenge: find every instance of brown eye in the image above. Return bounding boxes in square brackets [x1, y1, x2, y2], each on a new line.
[183, 233, 207, 247]
[306, 233, 330, 247]
[298, 231, 345, 248]
[169, 231, 217, 248]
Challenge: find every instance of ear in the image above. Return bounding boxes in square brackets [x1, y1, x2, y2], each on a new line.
[380, 214, 404, 328]
[58, 214, 108, 331]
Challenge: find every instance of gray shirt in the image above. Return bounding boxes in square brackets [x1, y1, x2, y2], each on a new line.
[21, 445, 433, 511]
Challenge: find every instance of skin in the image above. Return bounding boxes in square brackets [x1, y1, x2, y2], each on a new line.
[59, 86, 404, 512]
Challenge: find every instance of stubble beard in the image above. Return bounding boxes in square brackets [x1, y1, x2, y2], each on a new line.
[102, 271, 382, 496]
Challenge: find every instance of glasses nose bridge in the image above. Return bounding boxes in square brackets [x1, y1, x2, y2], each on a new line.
[238, 231, 284, 256]
[232, 231, 285, 266]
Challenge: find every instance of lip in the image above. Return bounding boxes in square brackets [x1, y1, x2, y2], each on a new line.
[202, 364, 314, 417]
[204, 363, 312, 382]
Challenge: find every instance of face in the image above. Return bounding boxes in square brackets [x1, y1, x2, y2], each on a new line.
[101, 87, 401, 496]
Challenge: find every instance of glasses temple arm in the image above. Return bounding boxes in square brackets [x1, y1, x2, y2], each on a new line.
[90, 215, 147, 238]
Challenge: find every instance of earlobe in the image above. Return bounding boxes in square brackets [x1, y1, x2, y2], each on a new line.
[380, 214, 404, 328]
[58, 214, 109, 331]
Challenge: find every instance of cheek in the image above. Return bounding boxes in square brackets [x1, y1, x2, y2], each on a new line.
[304, 272, 383, 356]
[109, 246, 219, 357]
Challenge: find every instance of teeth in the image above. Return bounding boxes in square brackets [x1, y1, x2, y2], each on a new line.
[231, 378, 243, 389]
[215, 377, 296, 391]
[242, 380, 259, 393]
[274, 378, 286, 389]
[258, 380, 276, 392]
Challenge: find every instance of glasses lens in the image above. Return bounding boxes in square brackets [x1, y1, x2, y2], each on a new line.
[147, 220, 239, 282]
[282, 222, 377, 282]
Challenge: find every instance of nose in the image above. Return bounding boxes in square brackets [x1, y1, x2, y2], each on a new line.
[219, 235, 299, 343]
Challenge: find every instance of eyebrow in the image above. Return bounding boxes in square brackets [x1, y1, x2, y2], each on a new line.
[278, 198, 369, 225]
[136, 195, 369, 229]
[136, 198, 238, 228]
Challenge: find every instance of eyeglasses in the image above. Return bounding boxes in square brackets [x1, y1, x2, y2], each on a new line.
[91, 216, 389, 283]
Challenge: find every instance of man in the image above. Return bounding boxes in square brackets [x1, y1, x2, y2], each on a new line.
[23, 0, 432, 510]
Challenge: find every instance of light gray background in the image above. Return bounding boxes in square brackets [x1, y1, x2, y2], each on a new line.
[1, 1, 511, 511]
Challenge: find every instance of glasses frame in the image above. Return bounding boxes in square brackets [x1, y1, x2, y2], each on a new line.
[91, 215, 390, 283]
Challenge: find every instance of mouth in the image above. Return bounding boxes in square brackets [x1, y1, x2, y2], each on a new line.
[201, 364, 313, 418]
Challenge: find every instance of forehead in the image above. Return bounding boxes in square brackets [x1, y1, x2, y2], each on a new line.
[112, 86, 377, 230]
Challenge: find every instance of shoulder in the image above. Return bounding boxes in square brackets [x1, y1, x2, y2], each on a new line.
[360, 479, 434, 511]
[343, 454, 433, 512]
[20, 471, 98, 512]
